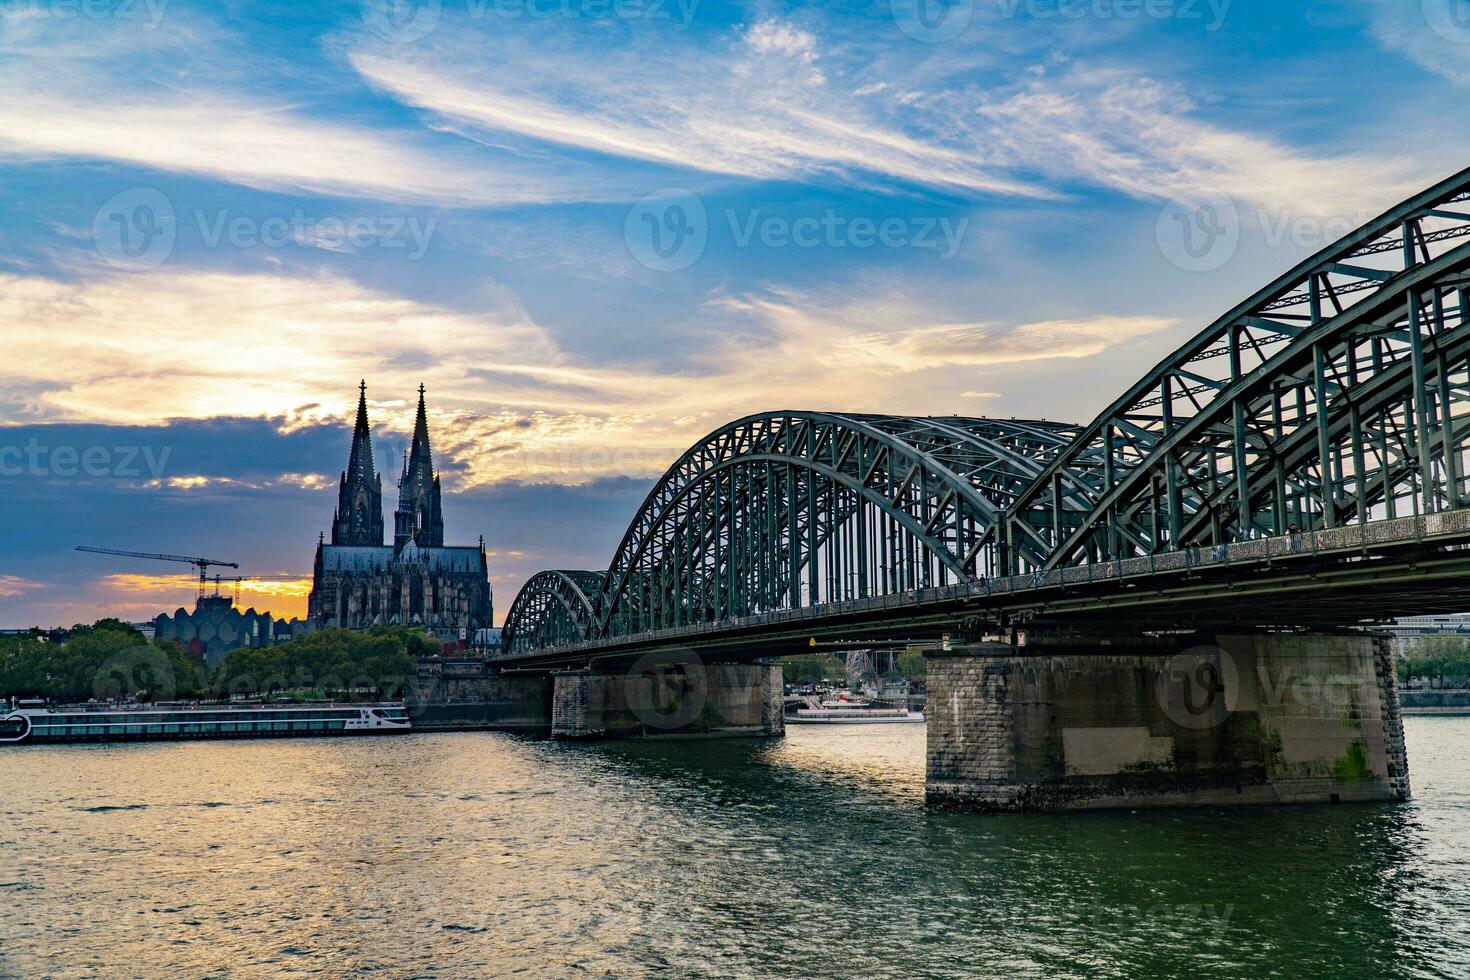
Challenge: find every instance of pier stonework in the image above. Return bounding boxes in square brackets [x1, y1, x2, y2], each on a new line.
[406, 661, 552, 732]
[551, 661, 784, 740]
[925, 634, 1409, 811]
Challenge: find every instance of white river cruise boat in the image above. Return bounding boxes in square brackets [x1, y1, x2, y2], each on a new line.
[786, 707, 924, 725]
[0, 701, 412, 745]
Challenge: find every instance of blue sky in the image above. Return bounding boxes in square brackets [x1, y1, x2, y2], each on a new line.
[1, 0, 1468, 626]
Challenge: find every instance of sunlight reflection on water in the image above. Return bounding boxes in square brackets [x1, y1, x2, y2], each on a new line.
[0, 719, 1467, 977]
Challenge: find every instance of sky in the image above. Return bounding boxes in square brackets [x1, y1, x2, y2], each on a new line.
[1, 0, 1469, 627]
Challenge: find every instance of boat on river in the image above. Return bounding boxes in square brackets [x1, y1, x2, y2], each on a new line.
[0, 701, 412, 745]
[786, 707, 924, 725]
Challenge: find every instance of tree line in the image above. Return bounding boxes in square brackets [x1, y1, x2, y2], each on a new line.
[0, 619, 435, 704]
[1397, 636, 1470, 686]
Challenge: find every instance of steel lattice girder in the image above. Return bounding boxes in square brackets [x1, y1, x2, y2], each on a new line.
[499, 168, 1470, 654]
[1041, 244, 1470, 567]
[500, 570, 603, 653]
[586, 413, 1086, 639]
[1001, 166, 1470, 571]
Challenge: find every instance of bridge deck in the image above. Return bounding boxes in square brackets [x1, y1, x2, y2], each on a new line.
[495, 511, 1470, 668]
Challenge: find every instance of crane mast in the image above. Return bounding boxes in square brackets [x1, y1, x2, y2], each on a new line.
[75, 546, 240, 598]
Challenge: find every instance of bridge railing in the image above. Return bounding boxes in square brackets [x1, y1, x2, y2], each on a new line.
[499, 510, 1470, 661]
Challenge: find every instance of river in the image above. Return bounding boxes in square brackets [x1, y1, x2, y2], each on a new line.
[2, 717, 1468, 978]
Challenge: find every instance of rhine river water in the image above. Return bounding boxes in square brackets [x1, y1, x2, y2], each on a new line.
[2, 718, 1469, 978]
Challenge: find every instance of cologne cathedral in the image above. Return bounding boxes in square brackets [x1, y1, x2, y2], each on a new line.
[307, 383, 493, 636]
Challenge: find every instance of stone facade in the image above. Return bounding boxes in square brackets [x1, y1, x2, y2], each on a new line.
[406, 659, 552, 731]
[551, 661, 785, 739]
[926, 633, 1410, 811]
[307, 383, 492, 636]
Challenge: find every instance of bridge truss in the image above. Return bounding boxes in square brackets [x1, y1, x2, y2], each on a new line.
[502, 167, 1470, 656]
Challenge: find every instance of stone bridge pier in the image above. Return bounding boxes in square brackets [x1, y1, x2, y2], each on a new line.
[925, 632, 1410, 811]
[551, 659, 784, 740]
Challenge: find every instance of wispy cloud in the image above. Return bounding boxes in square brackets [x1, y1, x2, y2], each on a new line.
[0, 575, 44, 598]
[347, 23, 1045, 198]
[348, 14, 1426, 214]
[1367, 0, 1470, 86]
[974, 70, 1426, 215]
[0, 8, 617, 206]
[0, 270, 1168, 486]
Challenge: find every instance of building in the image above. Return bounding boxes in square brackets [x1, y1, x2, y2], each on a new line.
[154, 595, 275, 665]
[307, 383, 493, 638]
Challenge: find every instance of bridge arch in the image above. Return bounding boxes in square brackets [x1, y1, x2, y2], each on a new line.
[500, 570, 604, 654]
[497, 168, 1470, 654]
[1000, 166, 1470, 570]
[589, 412, 1088, 638]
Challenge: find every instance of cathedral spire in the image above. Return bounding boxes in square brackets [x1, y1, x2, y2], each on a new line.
[407, 382, 432, 477]
[346, 380, 375, 486]
[395, 383, 445, 549]
[331, 381, 385, 546]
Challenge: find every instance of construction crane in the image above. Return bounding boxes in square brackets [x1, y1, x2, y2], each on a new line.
[76, 546, 240, 598]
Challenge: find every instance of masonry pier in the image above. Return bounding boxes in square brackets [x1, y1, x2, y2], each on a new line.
[551, 660, 785, 739]
[925, 632, 1410, 811]
[407, 658, 553, 732]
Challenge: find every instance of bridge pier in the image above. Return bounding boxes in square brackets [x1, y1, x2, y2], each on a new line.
[551, 660, 784, 740]
[925, 632, 1409, 811]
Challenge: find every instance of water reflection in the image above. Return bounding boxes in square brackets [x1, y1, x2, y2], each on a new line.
[0, 720, 1464, 977]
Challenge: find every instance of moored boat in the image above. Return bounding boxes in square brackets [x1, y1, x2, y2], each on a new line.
[786, 707, 924, 725]
[0, 702, 412, 745]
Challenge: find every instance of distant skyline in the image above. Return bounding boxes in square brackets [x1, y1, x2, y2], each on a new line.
[3, 0, 1470, 626]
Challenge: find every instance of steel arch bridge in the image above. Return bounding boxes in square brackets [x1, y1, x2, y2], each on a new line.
[502, 167, 1470, 660]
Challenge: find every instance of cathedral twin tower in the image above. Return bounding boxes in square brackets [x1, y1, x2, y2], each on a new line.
[307, 383, 492, 638]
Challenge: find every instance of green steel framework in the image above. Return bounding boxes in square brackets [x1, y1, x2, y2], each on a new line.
[501, 167, 1470, 655]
